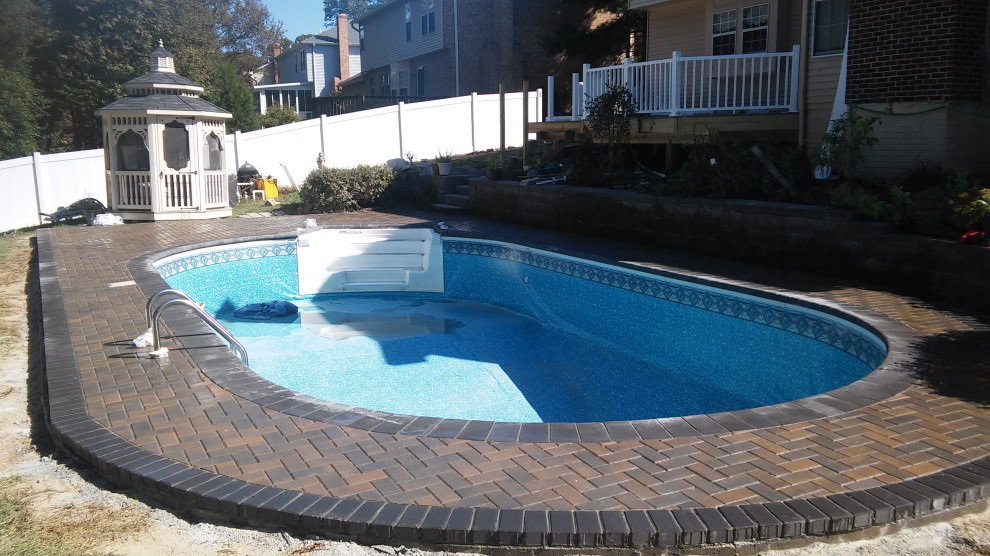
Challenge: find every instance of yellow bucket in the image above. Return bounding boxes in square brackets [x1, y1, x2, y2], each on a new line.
[256, 178, 278, 199]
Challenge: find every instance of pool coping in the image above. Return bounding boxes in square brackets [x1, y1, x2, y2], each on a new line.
[38, 224, 990, 549]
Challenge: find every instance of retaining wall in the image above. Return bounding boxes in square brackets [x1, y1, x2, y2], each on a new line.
[469, 179, 990, 312]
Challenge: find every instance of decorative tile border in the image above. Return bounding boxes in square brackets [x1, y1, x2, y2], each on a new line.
[155, 240, 296, 278]
[444, 239, 887, 369]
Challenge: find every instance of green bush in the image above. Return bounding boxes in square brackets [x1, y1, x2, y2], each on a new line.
[300, 165, 396, 213]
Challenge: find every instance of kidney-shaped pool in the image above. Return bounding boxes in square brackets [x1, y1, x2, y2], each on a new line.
[155, 229, 887, 423]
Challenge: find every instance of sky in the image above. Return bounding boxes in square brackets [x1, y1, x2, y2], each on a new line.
[262, 0, 328, 41]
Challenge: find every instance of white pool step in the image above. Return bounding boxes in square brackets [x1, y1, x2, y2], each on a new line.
[296, 228, 444, 294]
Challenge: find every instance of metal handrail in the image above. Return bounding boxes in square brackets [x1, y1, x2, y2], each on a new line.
[146, 289, 189, 327]
[149, 296, 249, 365]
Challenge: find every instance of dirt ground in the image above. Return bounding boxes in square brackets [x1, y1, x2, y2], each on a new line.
[0, 231, 987, 555]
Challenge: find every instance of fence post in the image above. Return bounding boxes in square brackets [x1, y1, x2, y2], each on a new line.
[670, 51, 681, 117]
[470, 92, 478, 153]
[320, 114, 329, 159]
[536, 88, 543, 124]
[789, 44, 801, 113]
[622, 57, 632, 91]
[571, 73, 581, 121]
[546, 76, 555, 122]
[397, 101, 405, 161]
[233, 130, 242, 173]
[31, 152, 45, 227]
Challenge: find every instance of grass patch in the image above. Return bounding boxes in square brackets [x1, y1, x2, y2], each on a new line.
[231, 191, 304, 217]
[0, 476, 150, 555]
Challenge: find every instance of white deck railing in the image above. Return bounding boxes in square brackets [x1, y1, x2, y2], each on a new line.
[547, 45, 800, 121]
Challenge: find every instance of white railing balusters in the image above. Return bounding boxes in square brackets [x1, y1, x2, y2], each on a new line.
[558, 46, 799, 120]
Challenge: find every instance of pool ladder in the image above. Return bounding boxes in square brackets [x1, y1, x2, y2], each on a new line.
[144, 289, 249, 365]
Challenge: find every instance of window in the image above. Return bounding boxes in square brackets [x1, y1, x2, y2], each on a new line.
[741, 4, 769, 53]
[380, 72, 391, 96]
[813, 0, 849, 55]
[405, 3, 412, 41]
[300, 52, 306, 73]
[116, 130, 149, 172]
[162, 121, 189, 171]
[416, 66, 426, 96]
[712, 3, 770, 55]
[397, 70, 408, 96]
[712, 10, 737, 55]
[422, 1, 436, 35]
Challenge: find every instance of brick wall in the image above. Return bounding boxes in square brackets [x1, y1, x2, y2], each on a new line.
[846, 0, 988, 103]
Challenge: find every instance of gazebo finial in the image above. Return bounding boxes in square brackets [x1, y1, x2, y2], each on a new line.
[150, 40, 175, 73]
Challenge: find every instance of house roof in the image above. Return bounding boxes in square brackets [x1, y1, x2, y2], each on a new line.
[285, 25, 361, 55]
[357, 0, 403, 23]
[99, 94, 231, 116]
[150, 43, 174, 58]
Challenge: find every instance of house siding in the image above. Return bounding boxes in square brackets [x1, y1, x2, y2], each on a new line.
[805, 54, 843, 145]
[645, 0, 799, 59]
[361, 0, 445, 72]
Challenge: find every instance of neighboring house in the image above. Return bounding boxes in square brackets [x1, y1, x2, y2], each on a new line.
[539, 0, 989, 177]
[339, 0, 555, 99]
[254, 14, 362, 118]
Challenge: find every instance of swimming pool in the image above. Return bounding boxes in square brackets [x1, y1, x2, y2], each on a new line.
[156, 231, 887, 423]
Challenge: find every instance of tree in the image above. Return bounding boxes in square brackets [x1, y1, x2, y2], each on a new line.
[259, 104, 300, 128]
[208, 60, 260, 132]
[323, 0, 383, 25]
[540, 0, 644, 75]
[0, 0, 44, 159]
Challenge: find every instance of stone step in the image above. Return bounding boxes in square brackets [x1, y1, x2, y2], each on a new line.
[441, 193, 472, 208]
[430, 203, 469, 213]
[455, 184, 471, 195]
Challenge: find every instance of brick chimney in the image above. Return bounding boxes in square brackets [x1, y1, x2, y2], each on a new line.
[337, 13, 350, 88]
[272, 44, 281, 83]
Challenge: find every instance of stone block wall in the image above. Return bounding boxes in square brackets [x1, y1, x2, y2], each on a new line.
[469, 179, 990, 312]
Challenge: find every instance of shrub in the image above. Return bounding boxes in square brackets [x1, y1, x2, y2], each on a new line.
[300, 165, 396, 213]
[587, 85, 637, 172]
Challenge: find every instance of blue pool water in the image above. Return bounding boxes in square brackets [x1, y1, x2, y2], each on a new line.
[158, 238, 886, 422]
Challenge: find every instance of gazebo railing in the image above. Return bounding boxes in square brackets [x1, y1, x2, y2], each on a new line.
[202, 171, 227, 209]
[163, 172, 197, 209]
[115, 172, 152, 209]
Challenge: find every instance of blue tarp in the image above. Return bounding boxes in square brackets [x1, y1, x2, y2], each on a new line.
[233, 300, 298, 320]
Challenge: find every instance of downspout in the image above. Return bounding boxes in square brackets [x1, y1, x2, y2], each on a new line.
[798, 0, 810, 149]
[453, 0, 460, 96]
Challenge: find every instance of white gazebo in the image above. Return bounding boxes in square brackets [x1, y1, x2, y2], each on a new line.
[99, 41, 233, 221]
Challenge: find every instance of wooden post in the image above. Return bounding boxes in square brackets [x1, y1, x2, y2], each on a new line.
[499, 83, 505, 166]
[546, 76, 555, 121]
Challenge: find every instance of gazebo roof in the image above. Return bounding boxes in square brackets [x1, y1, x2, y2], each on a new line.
[99, 94, 232, 117]
[125, 71, 203, 90]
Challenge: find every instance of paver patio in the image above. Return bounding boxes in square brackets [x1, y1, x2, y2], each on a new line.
[38, 211, 990, 548]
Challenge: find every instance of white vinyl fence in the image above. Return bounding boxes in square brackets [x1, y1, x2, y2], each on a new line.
[0, 90, 542, 233]
[0, 150, 107, 232]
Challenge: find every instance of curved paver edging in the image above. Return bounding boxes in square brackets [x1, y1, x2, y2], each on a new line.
[129, 230, 918, 441]
[37, 227, 990, 549]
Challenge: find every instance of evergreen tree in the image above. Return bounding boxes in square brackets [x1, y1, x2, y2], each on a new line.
[208, 60, 260, 132]
[0, 0, 44, 159]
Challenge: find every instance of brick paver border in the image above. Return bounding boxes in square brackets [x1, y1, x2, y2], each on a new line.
[37, 222, 990, 549]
